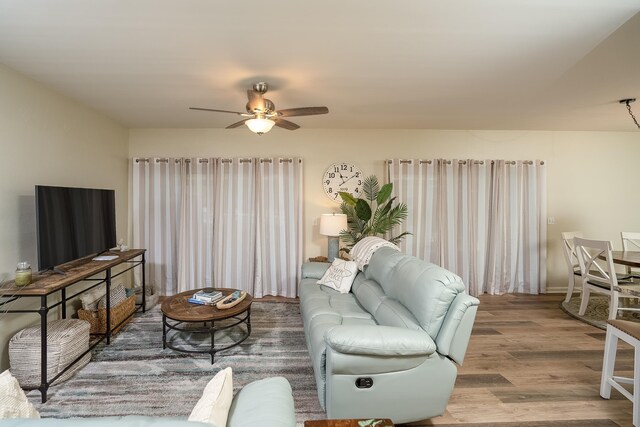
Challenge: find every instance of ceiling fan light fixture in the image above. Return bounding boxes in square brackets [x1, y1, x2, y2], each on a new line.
[245, 117, 275, 135]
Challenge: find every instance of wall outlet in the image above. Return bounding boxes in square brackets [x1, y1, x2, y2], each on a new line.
[547, 217, 555, 225]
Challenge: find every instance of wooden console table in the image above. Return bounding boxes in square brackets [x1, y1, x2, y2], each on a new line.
[0, 249, 146, 402]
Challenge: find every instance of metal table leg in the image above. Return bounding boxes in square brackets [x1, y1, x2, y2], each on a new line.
[39, 295, 49, 403]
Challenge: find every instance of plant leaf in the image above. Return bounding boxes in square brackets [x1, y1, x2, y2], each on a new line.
[388, 231, 412, 245]
[376, 183, 393, 205]
[362, 175, 379, 203]
[355, 199, 372, 222]
[337, 174, 410, 249]
[339, 192, 357, 206]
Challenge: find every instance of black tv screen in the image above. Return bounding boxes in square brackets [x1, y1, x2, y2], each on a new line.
[35, 185, 117, 271]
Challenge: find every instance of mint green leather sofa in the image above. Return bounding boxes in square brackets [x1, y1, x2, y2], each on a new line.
[0, 377, 295, 427]
[300, 247, 480, 423]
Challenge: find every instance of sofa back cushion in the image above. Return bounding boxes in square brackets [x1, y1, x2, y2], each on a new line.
[351, 276, 423, 331]
[362, 247, 465, 339]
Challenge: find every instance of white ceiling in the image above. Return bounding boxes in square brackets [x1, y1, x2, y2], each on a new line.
[1, 0, 639, 131]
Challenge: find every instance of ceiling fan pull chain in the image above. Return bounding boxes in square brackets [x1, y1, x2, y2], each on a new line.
[626, 100, 640, 129]
[620, 98, 640, 130]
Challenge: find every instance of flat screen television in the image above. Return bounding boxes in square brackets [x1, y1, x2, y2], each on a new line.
[35, 185, 117, 271]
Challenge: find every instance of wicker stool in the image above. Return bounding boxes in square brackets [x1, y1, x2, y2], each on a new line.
[9, 319, 91, 388]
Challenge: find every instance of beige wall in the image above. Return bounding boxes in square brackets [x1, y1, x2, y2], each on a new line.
[0, 64, 129, 369]
[129, 128, 640, 293]
[1, 61, 638, 370]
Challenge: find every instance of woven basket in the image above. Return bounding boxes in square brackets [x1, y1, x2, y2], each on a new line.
[77, 294, 136, 335]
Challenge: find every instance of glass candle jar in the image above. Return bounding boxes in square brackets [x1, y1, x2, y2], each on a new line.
[15, 262, 32, 287]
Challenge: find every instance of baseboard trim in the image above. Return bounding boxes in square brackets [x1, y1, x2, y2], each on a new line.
[545, 286, 569, 294]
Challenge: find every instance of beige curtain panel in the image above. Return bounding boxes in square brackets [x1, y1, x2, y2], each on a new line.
[132, 157, 303, 297]
[387, 158, 547, 296]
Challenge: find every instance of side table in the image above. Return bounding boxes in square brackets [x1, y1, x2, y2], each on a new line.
[304, 420, 394, 427]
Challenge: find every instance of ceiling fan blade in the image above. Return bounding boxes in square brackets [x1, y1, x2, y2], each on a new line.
[246, 90, 266, 112]
[274, 118, 300, 130]
[226, 119, 249, 129]
[277, 106, 329, 117]
[190, 107, 245, 115]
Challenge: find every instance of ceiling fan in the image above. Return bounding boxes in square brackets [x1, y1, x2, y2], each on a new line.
[190, 82, 329, 135]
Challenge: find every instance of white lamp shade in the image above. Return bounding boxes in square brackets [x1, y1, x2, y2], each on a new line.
[245, 118, 275, 134]
[320, 213, 347, 236]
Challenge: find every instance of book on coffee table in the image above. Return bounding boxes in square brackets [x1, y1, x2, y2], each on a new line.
[192, 290, 223, 303]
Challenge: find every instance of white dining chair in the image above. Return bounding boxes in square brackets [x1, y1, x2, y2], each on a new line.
[574, 237, 639, 320]
[622, 232, 640, 278]
[601, 319, 640, 426]
[561, 231, 583, 303]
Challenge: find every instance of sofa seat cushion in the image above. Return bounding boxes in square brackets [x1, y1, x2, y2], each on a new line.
[300, 282, 373, 323]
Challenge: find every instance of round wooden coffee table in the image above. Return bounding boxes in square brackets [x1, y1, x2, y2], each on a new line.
[161, 288, 252, 363]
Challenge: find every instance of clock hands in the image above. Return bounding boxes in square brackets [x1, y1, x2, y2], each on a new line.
[340, 173, 357, 185]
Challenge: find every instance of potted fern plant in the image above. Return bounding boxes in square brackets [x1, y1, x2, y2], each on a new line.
[338, 175, 410, 253]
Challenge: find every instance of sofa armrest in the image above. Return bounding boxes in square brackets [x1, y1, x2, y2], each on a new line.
[301, 262, 330, 280]
[435, 293, 480, 365]
[325, 325, 436, 357]
[227, 377, 295, 427]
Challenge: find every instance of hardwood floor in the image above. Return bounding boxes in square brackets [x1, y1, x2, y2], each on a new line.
[405, 294, 633, 427]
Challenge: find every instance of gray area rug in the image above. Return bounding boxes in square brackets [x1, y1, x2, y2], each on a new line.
[27, 301, 324, 424]
[561, 294, 640, 330]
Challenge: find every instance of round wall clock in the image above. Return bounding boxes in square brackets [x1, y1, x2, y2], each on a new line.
[322, 162, 364, 203]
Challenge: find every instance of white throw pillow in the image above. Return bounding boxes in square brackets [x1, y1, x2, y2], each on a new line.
[0, 370, 40, 419]
[188, 367, 233, 427]
[317, 259, 359, 293]
[79, 284, 106, 310]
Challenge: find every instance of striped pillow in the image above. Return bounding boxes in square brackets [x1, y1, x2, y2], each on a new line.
[98, 284, 128, 309]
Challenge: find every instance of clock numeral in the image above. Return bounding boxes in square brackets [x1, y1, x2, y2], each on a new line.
[358, 180, 362, 185]
[328, 188, 332, 193]
[354, 188, 359, 193]
[326, 180, 330, 185]
[333, 166, 339, 172]
[341, 164, 348, 171]
[329, 172, 335, 178]
[355, 172, 360, 177]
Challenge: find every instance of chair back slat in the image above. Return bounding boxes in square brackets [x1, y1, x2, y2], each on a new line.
[561, 231, 582, 272]
[574, 237, 617, 288]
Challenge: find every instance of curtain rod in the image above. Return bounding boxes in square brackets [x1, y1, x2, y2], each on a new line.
[387, 159, 543, 165]
[134, 157, 300, 164]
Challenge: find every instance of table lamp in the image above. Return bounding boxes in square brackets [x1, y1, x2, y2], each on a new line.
[320, 213, 347, 262]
